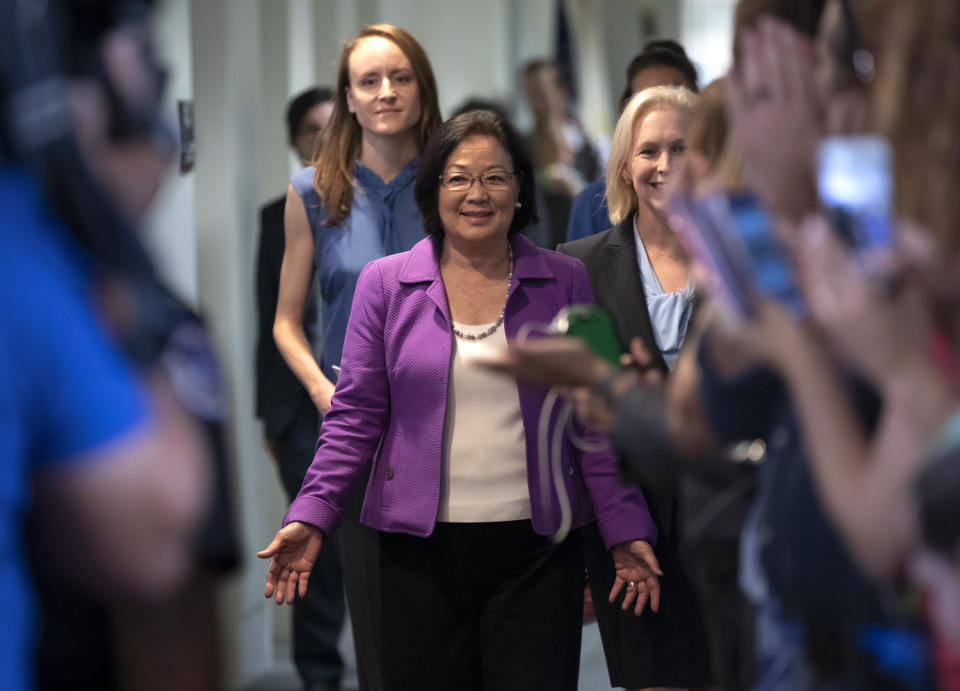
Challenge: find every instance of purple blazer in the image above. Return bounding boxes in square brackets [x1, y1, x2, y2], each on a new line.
[284, 234, 656, 549]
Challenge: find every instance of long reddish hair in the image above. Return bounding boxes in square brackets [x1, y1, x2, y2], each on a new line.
[311, 24, 442, 226]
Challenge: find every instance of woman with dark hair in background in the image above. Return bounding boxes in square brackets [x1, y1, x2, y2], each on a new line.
[260, 109, 663, 690]
[619, 40, 701, 107]
[565, 39, 699, 243]
[271, 23, 442, 691]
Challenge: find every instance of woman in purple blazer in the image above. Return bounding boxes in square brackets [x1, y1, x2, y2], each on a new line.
[259, 110, 661, 690]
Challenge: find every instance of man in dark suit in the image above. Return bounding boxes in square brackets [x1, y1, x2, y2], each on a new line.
[256, 87, 343, 691]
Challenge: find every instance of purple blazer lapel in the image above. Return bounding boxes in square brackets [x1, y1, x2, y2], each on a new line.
[399, 236, 450, 324]
[504, 234, 557, 334]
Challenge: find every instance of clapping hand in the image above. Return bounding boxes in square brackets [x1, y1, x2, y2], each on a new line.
[727, 17, 821, 220]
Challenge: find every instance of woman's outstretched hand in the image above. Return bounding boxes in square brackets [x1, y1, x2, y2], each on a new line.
[609, 540, 663, 615]
[257, 521, 323, 605]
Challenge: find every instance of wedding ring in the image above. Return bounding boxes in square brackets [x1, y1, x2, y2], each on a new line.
[627, 581, 637, 589]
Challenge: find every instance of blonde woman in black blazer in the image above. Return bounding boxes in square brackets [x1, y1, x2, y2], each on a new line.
[558, 86, 713, 690]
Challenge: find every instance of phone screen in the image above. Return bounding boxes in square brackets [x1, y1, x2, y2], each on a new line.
[818, 135, 893, 266]
[728, 194, 806, 316]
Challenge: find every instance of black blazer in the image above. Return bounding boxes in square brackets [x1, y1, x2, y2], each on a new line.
[255, 195, 318, 440]
[557, 216, 669, 372]
[559, 218, 714, 687]
[557, 216, 674, 536]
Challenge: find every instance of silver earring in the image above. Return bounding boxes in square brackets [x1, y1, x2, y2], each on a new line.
[515, 201, 522, 209]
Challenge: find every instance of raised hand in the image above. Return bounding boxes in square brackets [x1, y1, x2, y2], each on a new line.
[727, 17, 822, 220]
[794, 215, 931, 387]
[257, 521, 324, 605]
[609, 540, 663, 615]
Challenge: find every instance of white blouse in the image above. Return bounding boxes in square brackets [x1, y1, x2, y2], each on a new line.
[437, 323, 531, 522]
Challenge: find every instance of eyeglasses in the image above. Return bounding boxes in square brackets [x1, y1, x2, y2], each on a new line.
[439, 171, 517, 192]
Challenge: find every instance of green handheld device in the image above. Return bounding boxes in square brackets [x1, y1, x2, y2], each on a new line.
[550, 304, 621, 366]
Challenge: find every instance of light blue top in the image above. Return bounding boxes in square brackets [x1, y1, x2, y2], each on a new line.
[291, 160, 424, 382]
[633, 214, 695, 370]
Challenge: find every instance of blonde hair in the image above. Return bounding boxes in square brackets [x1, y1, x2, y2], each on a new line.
[606, 86, 698, 224]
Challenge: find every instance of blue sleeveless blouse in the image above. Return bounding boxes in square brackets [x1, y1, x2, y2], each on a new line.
[291, 159, 424, 382]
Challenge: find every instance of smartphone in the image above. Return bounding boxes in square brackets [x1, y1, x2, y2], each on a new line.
[550, 304, 622, 366]
[668, 191, 804, 318]
[728, 194, 806, 316]
[818, 135, 893, 270]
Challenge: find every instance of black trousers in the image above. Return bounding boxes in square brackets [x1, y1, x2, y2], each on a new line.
[274, 408, 345, 691]
[584, 522, 714, 689]
[379, 521, 584, 691]
[337, 481, 384, 691]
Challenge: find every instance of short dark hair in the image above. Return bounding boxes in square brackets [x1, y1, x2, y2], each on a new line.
[415, 110, 538, 237]
[285, 87, 333, 144]
[620, 39, 699, 107]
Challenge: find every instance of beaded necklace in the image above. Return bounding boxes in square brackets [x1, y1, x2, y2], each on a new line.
[451, 244, 514, 342]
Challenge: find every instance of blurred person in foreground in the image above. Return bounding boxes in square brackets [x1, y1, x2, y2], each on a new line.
[556, 85, 715, 691]
[270, 24, 442, 691]
[681, 0, 957, 687]
[701, 0, 960, 686]
[0, 0, 235, 689]
[259, 109, 663, 690]
[565, 39, 700, 243]
[256, 86, 346, 691]
[683, 4, 897, 689]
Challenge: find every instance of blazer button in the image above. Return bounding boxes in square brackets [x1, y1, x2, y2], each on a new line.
[386, 468, 394, 480]
[566, 466, 574, 477]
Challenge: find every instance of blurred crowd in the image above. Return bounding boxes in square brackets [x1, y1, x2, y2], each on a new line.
[4, 0, 960, 689]
[496, 0, 960, 689]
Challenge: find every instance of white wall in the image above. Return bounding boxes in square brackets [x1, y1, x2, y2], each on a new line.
[189, 0, 280, 686]
[145, 0, 198, 306]
[681, 0, 736, 86]
[259, 1, 292, 202]
[377, 0, 513, 116]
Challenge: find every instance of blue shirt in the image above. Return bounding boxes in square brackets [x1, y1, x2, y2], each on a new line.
[0, 168, 148, 690]
[633, 215, 695, 369]
[291, 160, 424, 382]
[565, 178, 611, 242]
